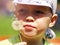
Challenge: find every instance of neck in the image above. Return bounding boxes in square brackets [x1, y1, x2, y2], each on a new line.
[19, 34, 44, 45]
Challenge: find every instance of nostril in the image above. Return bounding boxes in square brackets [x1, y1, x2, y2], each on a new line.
[26, 16, 35, 22]
[26, 19, 34, 22]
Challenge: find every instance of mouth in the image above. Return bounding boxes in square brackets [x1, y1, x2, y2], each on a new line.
[23, 25, 36, 32]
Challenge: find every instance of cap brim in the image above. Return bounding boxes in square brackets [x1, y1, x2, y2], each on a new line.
[13, 0, 52, 9]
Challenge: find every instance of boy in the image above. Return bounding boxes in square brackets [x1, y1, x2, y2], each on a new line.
[0, 0, 58, 45]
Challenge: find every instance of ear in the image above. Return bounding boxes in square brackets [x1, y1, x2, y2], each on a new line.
[49, 14, 58, 27]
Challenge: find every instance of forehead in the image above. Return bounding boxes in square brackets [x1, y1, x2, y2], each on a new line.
[15, 4, 50, 11]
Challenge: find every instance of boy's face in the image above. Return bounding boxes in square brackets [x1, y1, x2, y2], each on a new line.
[14, 4, 56, 38]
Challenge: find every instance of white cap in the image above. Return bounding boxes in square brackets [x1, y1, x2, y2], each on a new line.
[13, 0, 57, 14]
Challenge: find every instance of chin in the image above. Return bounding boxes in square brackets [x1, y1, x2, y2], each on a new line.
[20, 28, 37, 37]
[24, 32, 36, 36]
[20, 32, 37, 39]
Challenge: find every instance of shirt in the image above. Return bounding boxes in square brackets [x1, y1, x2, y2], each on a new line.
[0, 35, 53, 45]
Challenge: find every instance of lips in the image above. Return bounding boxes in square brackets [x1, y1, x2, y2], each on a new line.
[24, 25, 35, 28]
[23, 25, 36, 32]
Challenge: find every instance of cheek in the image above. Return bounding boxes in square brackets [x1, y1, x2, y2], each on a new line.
[35, 18, 50, 31]
[16, 15, 26, 20]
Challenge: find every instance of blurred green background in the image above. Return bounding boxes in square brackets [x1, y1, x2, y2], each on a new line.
[0, 15, 19, 37]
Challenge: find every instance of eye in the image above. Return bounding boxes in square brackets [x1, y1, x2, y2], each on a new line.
[18, 9, 28, 15]
[34, 10, 44, 15]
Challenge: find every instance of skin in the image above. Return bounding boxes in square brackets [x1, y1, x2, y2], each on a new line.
[14, 4, 58, 45]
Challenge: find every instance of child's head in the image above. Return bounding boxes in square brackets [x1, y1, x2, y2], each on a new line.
[12, 0, 58, 39]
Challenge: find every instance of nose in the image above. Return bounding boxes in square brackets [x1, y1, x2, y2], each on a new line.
[26, 16, 35, 22]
